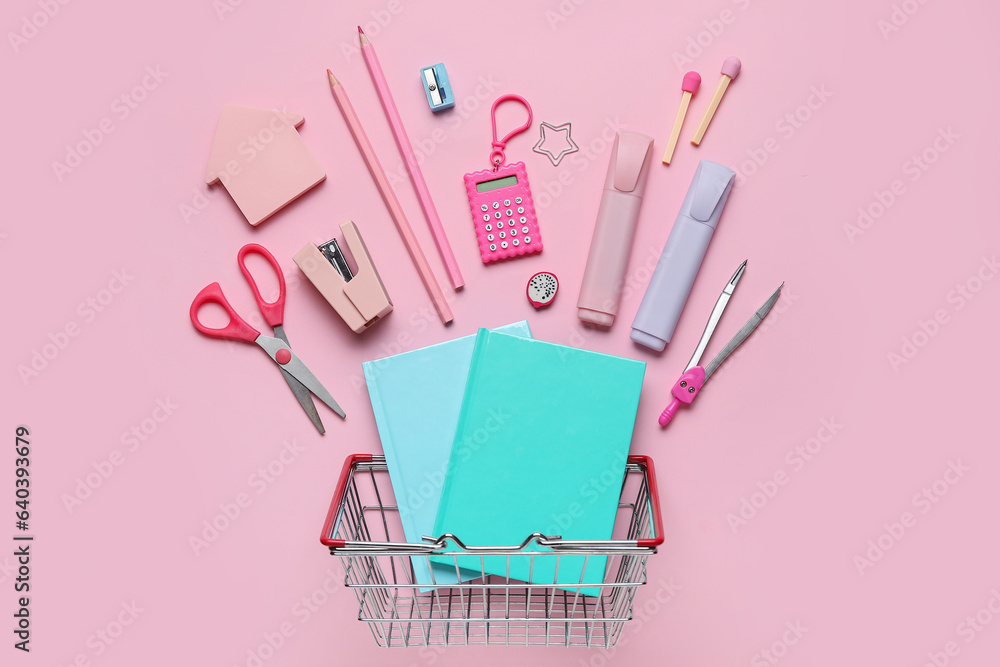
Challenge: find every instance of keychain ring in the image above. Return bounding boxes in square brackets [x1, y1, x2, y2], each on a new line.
[490, 149, 505, 170]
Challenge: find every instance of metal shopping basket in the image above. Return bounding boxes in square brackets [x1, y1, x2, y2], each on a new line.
[319, 454, 664, 648]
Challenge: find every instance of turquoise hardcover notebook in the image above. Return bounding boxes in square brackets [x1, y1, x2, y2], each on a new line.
[363, 322, 532, 589]
[432, 329, 645, 594]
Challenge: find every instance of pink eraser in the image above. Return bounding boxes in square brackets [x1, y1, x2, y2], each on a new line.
[681, 71, 701, 94]
[721, 57, 742, 80]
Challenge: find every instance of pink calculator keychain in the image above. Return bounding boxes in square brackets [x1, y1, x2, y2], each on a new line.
[464, 94, 542, 263]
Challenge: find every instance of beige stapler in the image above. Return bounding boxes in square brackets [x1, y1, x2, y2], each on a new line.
[294, 220, 392, 333]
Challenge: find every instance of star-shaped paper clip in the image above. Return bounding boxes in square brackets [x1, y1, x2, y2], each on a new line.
[532, 121, 579, 167]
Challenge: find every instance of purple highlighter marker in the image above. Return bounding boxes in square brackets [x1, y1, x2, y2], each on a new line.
[630, 160, 736, 351]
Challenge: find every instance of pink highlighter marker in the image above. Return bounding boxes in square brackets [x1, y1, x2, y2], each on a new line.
[577, 131, 655, 327]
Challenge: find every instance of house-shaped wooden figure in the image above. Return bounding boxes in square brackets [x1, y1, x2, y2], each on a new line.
[205, 105, 326, 226]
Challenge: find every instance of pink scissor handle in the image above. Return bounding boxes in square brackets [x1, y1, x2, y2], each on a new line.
[237, 243, 286, 329]
[190, 282, 260, 343]
[658, 367, 706, 427]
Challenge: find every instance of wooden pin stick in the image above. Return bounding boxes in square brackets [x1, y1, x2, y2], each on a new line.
[691, 57, 741, 146]
[663, 71, 701, 164]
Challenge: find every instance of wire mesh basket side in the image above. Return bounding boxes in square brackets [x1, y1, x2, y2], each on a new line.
[321, 455, 662, 648]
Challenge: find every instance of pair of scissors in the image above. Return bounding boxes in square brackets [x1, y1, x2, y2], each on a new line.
[189, 243, 346, 433]
[659, 260, 783, 427]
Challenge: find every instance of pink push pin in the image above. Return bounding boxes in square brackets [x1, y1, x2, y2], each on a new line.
[662, 71, 701, 165]
[691, 57, 741, 146]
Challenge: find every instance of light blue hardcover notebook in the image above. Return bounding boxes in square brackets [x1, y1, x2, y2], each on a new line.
[363, 322, 532, 589]
[432, 329, 645, 595]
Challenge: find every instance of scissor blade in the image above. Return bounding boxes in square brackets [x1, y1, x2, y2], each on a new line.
[272, 326, 325, 434]
[703, 282, 782, 382]
[278, 367, 326, 432]
[685, 260, 747, 371]
[257, 336, 347, 419]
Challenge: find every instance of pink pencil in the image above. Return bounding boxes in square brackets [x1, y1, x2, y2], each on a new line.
[326, 70, 453, 325]
[358, 27, 464, 291]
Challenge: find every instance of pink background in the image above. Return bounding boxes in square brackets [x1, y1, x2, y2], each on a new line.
[5, 0, 1000, 664]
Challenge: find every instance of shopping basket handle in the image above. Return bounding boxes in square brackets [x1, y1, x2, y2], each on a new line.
[420, 532, 564, 552]
[629, 454, 664, 548]
[320, 453, 374, 548]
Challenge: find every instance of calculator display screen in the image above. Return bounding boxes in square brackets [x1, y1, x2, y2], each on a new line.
[476, 175, 518, 192]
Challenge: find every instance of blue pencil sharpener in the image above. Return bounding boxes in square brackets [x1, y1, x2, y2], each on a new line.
[420, 63, 454, 112]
